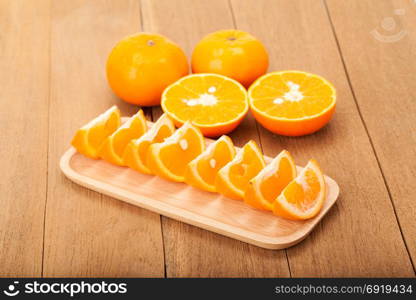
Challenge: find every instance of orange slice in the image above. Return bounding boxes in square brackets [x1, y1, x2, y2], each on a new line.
[161, 73, 248, 137]
[272, 159, 325, 220]
[71, 106, 120, 159]
[122, 113, 175, 174]
[249, 71, 336, 136]
[147, 122, 205, 182]
[184, 135, 236, 192]
[244, 150, 296, 211]
[215, 140, 265, 200]
[98, 109, 147, 166]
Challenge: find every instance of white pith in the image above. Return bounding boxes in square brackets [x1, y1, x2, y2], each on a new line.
[208, 86, 217, 93]
[183, 93, 218, 106]
[179, 139, 188, 150]
[273, 81, 304, 104]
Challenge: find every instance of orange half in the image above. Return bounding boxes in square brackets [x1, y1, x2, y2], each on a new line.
[244, 150, 297, 211]
[215, 140, 265, 200]
[71, 106, 121, 159]
[161, 73, 248, 137]
[272, 159, 326, 220]
[98, 109, 147, 166]
[122, 113, 175, 174]
[249, 71, 336, 136]
[147, 122, 205, 182]
[184, 135, 236, 192]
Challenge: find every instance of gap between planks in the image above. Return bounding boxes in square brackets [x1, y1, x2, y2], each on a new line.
[41, 0, 53, 278]
[138, 0, 168, 278]
[322, 0, 416, 275]
[227, 0, 293, 278]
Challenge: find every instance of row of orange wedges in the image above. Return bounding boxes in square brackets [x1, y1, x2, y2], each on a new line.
[71, 106, 326, 220]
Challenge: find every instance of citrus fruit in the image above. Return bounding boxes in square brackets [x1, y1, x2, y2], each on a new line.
[248, 71, 336, 136]
[122, 113, 175, 174]
[71, 106, 120, 159]
[215, 140, 265, 200]
[98, 109, 147, 166]
[106, 33, 189, 106]
[184, 135, 236, 192]
[272, 159, 325, 220]
[191, 29, 269, 87]
[244, 150, 296, 211]
[161, 73, 248, 137]
[147, 122, 205, 182]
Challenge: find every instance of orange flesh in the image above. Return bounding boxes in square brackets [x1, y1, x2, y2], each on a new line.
[158, 129, 203, 177]
[259, 157, 294, 203]
[283, 169, 320, 212]
[251, 72, 335, 119]
[87, 114, 119, 149]
[229, 145, 264, 191]
[163, 75, 247, 125]
[113, 127, 139, 158]
[140, 124, 173, 164]
[138, 141, 151, 165]
[196, 140, 234, 186]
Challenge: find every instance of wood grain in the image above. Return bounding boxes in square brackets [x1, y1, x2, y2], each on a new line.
[0, 0, 50, 277]
[326, 0, 416, 271]
[1, 0, 414, 278]
[43, 0, 164, 277]
[141, 0, 290, 277]
[230, 0, 414, 276]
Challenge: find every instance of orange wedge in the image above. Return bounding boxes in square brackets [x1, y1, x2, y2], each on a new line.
[122, 113, 175, 174]
[215, 140, 265, 200]
[244, 150, 296, 211]
[98, 109, 147, 166]
[272, 159, 325, 220]
[71, 106, 121, 159]
[161, 73, 248, 137]
[249, 71, 336, 136]
[147, 122, 205, 182]
[184, 135, 236, 192]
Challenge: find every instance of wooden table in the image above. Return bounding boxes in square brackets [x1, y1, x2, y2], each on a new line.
[1, 0, 415, 277]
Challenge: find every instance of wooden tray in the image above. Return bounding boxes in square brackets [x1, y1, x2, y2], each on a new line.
[60, 121, 339, 250]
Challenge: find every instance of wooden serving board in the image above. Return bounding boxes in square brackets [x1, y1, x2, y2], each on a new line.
[60, 119, 339, 250]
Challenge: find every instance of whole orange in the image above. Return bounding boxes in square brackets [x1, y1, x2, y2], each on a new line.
[191, 30, 269, 88]
[106, 33, 189, 106]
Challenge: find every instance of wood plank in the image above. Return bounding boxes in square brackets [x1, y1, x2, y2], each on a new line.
[230, 0, 414, 276]
[43, 0, 164, 277]
[326, 0, 416, 271]
[0, 0, 50, 277]
[141, 0, 290, 277]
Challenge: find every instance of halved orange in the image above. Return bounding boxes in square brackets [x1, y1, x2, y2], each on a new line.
[161, 73, 248, 137]
[71, 106, 120, 159]
[122, 113, 175, 174]
[215, 140, 265, 200]
[249, 71, 336, 136]
[244, 150, 296, 211]
[147, 122, 205, 182]
[184, 135, 236, 192]
[98, 109, 147, 166]
[272, 159, 325, 220]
